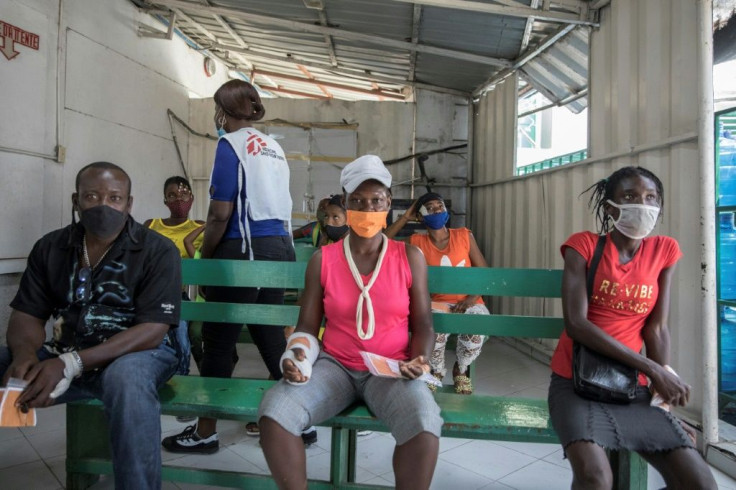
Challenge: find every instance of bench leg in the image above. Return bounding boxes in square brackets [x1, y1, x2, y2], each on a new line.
[66, 472, 100, 490]
[609, 450, 648, 490]
[348, 428, 358, 482]
[330, 427, 350, 486]
[66, 403, 110, 489]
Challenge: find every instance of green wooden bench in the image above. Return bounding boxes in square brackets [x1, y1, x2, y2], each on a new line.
[66, 258, 647, 489]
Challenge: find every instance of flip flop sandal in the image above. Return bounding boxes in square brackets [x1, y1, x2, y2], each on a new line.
[245, 422, 260, 436]
[453, 374, 473, 395]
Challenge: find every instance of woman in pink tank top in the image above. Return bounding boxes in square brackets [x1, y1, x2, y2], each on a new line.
[258, 155, 442, 490]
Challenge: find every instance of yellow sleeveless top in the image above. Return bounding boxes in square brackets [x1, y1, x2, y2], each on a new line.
[147, 218, 204, 258]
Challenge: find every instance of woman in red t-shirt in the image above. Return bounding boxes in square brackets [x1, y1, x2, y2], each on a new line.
[548, 166, 715, 489]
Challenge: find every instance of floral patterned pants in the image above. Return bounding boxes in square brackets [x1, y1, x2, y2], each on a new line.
[430, 303, 490, 377]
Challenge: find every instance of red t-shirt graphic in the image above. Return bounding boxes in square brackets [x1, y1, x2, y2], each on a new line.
[549, 231, 682, 383]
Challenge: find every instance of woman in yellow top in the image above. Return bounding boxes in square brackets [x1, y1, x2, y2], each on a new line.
[145, 176, 205, 383]
[144, 176, 205, 258]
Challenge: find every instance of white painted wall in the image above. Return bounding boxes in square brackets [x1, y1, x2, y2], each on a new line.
[0, 0, 231, 337]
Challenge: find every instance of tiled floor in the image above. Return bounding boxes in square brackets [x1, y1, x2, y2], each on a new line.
[2, 341, 736, 489]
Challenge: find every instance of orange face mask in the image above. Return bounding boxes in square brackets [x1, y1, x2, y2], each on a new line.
[346, 210, 388, 238]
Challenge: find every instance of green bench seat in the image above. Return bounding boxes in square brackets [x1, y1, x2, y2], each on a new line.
[66, 258, 647, 489]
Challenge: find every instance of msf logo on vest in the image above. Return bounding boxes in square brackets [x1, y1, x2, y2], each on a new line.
[247, 133, 266, 156]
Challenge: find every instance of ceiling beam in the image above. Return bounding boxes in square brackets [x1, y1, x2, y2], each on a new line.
[208, 11, 247, 47]
[144, 0, 512, 67]
[384, 0, 596, 26]
[414, 82, 470, 98]
[252, 69, 406, 100]
[588, 0, 611, 9]
[297, 65, 333, 98]
[172, 7, 218, 44]
[208, 10, 253, 69]
[265, 85, 331, 100]
[317, 10, 338, 67]
[519, 0, 539, 55]
[408, 5, 422, 82]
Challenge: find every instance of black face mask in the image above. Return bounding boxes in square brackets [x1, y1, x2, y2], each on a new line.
[79, 205, 127, 239]
[324, 224, 349, 242]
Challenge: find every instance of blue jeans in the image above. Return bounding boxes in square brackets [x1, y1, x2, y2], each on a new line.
[174, 319, 191, 375]
[0, 343, 178, 490]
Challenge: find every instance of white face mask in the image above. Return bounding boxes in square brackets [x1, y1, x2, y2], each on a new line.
[606, 200, 660, 239]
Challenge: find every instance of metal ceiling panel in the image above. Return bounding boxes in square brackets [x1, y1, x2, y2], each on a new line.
[518, 27, 589, 112]
[413, 52, 502, 93]
[420, 6, 528, 58]
[137, 0, 598, 102]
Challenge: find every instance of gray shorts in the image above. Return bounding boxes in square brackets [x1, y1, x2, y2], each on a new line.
[258, 352, 443, 445]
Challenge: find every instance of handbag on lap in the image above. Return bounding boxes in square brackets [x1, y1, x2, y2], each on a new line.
[572, 234, 638, 404]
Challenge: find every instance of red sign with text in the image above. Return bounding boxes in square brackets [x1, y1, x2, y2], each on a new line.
[1, 20, 40, 60]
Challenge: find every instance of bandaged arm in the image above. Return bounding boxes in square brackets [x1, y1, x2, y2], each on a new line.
[49, 352, 84, 399]
[280, 332, 319, 385]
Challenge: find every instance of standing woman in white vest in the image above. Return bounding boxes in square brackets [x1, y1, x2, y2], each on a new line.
[163, 80, 300, 454]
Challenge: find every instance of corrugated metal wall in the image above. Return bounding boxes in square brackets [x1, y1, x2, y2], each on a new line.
[471, 0, 705, 416]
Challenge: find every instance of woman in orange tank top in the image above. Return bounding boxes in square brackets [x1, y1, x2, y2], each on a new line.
[385, 192, 490, 395]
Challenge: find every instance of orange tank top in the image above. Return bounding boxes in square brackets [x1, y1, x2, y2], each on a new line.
[409, 228, 484, 305]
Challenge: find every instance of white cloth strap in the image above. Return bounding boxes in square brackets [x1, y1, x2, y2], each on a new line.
[280, 332, 320, 385]
[343, 234, 388, 341]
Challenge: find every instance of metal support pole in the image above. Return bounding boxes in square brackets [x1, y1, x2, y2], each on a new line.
[697, 0, 718, 448]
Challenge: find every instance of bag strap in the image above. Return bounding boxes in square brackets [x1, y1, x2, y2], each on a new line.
[586, 234, 606, 301]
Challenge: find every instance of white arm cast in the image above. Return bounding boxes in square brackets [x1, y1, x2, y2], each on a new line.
[280, 332, 320, 385]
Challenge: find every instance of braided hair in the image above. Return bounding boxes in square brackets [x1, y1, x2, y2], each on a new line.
[163, 176, 192, 194]
[583, 166, 664, 234]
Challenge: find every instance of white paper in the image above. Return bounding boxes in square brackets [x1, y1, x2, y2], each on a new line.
[650, 365, 679, 412]
[359, 351, 442, 386]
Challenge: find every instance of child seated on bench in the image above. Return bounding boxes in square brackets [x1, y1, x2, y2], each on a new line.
[385, 192, 490, 394]
[258, 155, 443, 490]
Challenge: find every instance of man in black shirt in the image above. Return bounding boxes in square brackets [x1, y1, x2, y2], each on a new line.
[0, 162, 182, 489]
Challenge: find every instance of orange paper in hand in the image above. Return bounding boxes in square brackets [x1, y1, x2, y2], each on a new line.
[0, 379, 37, 427]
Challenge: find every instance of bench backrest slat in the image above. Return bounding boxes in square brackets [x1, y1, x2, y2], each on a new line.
[182, 259, 562, 298]
[182, 302, 564, 338]
[427, 267, 562, 297]
[432, 314, 563, 338]
[181, 259, 564, 338]
[181, 301, 300, 325]
[182, 259, 306, 288]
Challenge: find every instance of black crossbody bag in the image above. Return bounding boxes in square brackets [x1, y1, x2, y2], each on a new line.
[572, 234, 638, 404]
